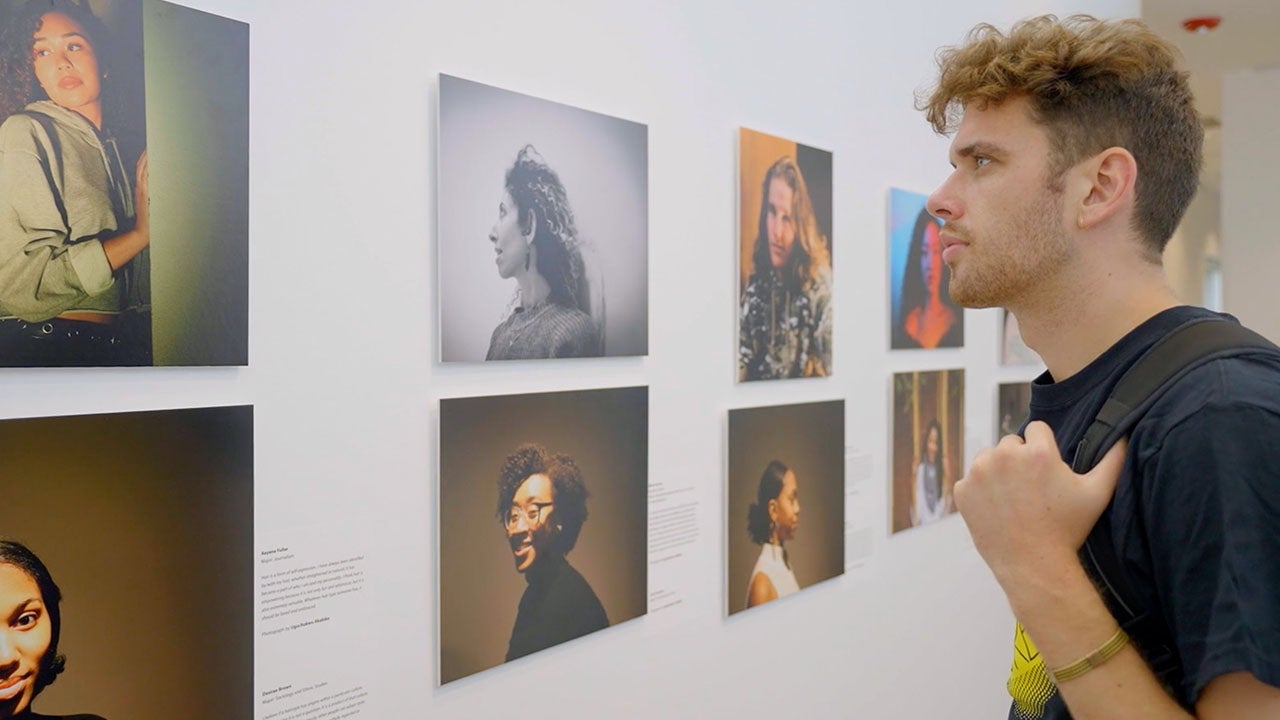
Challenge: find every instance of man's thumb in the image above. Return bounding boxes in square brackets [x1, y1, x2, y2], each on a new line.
[1085, 437, 1129, 495]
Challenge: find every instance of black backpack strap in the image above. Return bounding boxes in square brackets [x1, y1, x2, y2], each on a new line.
[1071, 317, 1280, 689]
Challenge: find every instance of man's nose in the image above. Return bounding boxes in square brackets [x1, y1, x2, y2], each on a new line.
[927, 176, 961, 222]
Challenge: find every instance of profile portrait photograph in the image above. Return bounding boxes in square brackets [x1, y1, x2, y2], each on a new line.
[438, 386, 648, 684]
[726, 400, 844, 615]
[0, 405, 253, 719]
[738, 127, 833, 381]
[888, 188, 963, 350]
[0, 0, 248, 367]
[438, 74, 648, 363]
[891, 370, 964, 532]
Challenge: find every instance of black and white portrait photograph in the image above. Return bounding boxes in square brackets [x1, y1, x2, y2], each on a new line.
[438, 74, 648, 362]
[438, 386, 648, 684]
[0, 0, 248, 367]
[0, 405, 253, 719]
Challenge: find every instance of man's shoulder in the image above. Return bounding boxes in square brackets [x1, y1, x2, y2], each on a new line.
[1138, 349, 1280, 437]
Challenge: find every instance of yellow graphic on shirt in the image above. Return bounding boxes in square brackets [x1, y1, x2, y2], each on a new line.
[1008, 622, 1056, 719]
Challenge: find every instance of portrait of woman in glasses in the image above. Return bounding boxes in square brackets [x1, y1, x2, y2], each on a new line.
[495, 443, 608, 662]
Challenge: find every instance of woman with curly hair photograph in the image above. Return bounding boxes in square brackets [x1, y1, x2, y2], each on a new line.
[484, 144, 601, 360]
[438, 74, 648, 362]
[438, 387, 648, 684]
[0, 0, 149, 366]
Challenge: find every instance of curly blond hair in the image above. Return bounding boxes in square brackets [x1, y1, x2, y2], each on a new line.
[919, 15, 1202, 253]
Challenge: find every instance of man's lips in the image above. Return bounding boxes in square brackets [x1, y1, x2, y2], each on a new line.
[0, 674, 30, 701]
[940, 232, 967, 262]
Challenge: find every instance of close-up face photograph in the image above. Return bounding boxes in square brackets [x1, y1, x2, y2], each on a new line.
[0, 406, 253, 720]
[0, 547, 57, 720]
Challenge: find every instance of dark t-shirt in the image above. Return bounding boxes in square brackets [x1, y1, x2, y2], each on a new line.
[506, 555, 609, 662]
[1006, 306, 1280, 720]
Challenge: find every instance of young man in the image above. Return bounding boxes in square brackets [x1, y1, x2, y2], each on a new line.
[920, 15, 1280, 720]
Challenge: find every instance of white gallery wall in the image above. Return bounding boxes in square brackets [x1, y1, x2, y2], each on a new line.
[1222, 65, 1280, 344]
[0, 0, 1141, 718]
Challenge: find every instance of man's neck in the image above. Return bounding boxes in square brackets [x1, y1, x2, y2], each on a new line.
[1013, 259, 1179, 382]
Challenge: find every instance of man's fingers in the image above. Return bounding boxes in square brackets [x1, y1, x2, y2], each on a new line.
[1085, 437, 1129, 495]
[1023, 420, 1055, 447]
[996, 432, 1025, 450]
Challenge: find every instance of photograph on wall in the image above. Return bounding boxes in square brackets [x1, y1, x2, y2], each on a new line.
[997, 381, 1034, 437]
[439, 75, 648, 362]
[738, 127, 833, 381]
[727, 400, 844, 615]
[439, 386, 648, 684]
[0, 0, 249, 367]
[891, 370, 964, 532]
[0, 405, 253, 718]
[888, 188, 963, 350]
[1001, 308, 1042, 366]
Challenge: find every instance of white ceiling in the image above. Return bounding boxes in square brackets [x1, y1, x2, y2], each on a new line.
[1141, 1, 1280, 192]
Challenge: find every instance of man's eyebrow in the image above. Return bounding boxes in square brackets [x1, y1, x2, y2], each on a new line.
[954, 141, 1005, 160]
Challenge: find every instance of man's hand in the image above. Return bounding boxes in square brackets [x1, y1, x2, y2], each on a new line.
[954, 421, 1127, 587]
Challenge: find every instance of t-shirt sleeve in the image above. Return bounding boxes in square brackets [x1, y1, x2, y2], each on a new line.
[1141, 401, 1280, 703]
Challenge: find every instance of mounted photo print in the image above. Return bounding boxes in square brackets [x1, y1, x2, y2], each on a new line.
[438, 386, 648, 683]
[888, 188, 963, 350]
[997, 381, 1034, 438]
[438, 75, 648, 362]
[727, 400, 845, 615]
[737, 127, 833, 381]
[0, 0, 249, 366]
[891, 370, 964, 532]
[0, 405, 253, 718]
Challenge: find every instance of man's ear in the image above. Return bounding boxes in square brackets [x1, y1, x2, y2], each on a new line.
[1076, 147, 1137, 231]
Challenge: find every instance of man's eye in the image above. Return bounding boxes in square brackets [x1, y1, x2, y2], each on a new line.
[974, 156, 992, 168]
